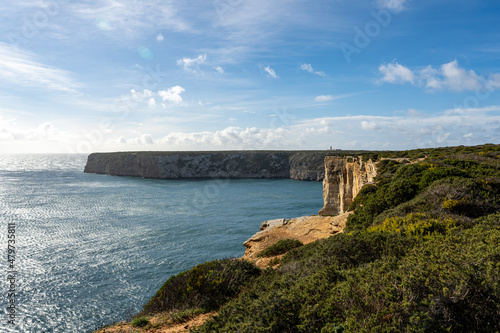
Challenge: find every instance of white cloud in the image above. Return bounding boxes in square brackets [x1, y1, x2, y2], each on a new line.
[130, 89, 153, 102]
[3, 105, 499, 153]
[264, 66, 278, 79]
[361, 121, 379, 130]
[0, 117, 69, 144]
[158, 86, 185, 105]
[126, 87, 184, 109]
[145, 126, 290, 149]
[420, 65, 441, 90]
[489, 74, 500, 89]
[100, 106, 499, 151]
[379, 60, 500, 92]
[378, 61, 415, 84]
[141, 134, 154, 144]
[300, 63, 326, 76]
[315, 95, 334, 102]
[314, 92, 365, 103]
[301, 64, 313, 72]
[377, 0, 408, 13]
[214, 66, 224, 74]
[428, 60, 479, 91]
[156, 33, 164, 42]
[177, 54, 207, 73]
[0, 42, 80, 93]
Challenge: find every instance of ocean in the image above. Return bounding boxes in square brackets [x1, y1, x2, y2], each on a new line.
[0, 154, 323, 332]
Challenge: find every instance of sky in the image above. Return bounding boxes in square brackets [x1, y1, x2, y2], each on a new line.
[0, 0, 499, 153]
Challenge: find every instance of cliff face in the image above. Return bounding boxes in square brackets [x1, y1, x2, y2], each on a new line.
[318, 156, 377, 216]
[84, 151, 328, 181]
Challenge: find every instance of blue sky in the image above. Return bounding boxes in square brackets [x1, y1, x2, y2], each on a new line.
[0, 0, 499, 153]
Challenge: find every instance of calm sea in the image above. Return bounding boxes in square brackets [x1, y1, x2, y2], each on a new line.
[0, 154, 323, 332]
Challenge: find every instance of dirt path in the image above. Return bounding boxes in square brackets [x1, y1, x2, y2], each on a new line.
[95, 311, 216, 333]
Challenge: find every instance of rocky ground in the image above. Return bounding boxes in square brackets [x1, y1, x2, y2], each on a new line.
[242, 213, 349, 268]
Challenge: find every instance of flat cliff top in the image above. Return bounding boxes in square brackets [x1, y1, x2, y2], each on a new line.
[84, 150, 354, 180]
[86, 149, 386, 156]
[89, 150, 334, 155]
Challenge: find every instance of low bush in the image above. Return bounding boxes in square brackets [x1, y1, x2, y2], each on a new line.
[257, 239, 304, 258]
[141, 258, 260, 315]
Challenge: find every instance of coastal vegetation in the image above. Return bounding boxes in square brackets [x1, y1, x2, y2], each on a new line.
[122, 144, 499, 332]
[141, 259, 260, 315]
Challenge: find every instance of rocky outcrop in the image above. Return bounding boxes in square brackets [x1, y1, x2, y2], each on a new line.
[84, 151, 330, 181]
[242, 213, 350, 268]
[318, 156, 377, 216]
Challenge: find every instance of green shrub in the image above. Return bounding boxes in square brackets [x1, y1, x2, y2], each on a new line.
[475, 212, 500, 228]
[347, 184, 377, 211]
[442, 198, 461, 211]
[368, 213, 457, 238]
[418, 166, 469, 189]
[142, 258, 260, 315]
[257, 239, 303, 258]
[130, 316, 149, 327]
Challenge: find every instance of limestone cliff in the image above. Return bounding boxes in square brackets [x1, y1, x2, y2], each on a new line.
[318, 156, 377, 216]
[84, 151, 329, 181]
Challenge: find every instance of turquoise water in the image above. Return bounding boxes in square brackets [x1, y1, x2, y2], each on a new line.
[0, 154, 323, 332]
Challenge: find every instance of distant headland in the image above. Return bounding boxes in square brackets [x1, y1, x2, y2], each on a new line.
[84, 150, 378, 181]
